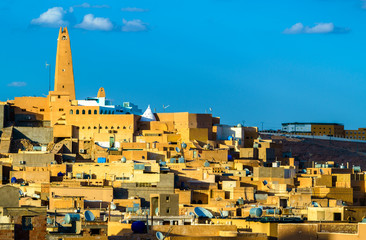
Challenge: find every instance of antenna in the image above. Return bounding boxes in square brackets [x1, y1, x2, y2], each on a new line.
[260, 122, 264, 131]
[162, 105, 170, 112]
[45, 61, 51, 92]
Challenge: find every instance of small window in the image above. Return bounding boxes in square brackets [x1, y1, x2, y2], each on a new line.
[22, 216, 33, 230]
[166, 196, 170, 203]
[105, 126, 108, 129]
[59, 108, 64, 112]
[117, 126, 120, 129]
[94, 110, 97, 114]
[94, 126, 97, 129]
[166, 208, 171, 214]
[70, 110, 73, 114]
[82, 110, 85, 115]
[40, 109, 45, 112]
[62, 36, 67, 40]
[58, 95, 61, 99]
[88, 110, 91, 114]
[76, 110, 79, 114]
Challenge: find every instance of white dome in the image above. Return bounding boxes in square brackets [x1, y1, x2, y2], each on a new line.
[140, 105, 156, 122]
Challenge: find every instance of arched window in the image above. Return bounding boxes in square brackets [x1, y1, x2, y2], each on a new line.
[70, 110, 73, 114]
[109, 111, 111, 114]
[82, 110, 85, 115]
[94, 110, 97, 114]
[88, 110, 91, 114]
[76, 110, 79, 114]
[100, 110, 103, 114]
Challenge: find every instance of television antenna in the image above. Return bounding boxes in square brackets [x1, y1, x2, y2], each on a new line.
[162, 105, 170, 112]
[45, 61, 51, 91]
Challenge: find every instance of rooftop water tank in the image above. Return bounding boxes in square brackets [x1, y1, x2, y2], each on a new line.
[249, 208, 263, 218]
[131, 221, 146, 233]
[64, 213, 80, 224]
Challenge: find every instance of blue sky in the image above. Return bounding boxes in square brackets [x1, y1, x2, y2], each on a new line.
[1, 0, 366, 129]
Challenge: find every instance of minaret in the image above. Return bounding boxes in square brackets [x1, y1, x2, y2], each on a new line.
[54, 27, 76, 100]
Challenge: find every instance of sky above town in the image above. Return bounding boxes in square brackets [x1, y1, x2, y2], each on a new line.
[1, 0, 366, 130]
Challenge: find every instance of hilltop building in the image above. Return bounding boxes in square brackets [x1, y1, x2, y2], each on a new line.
[281, 122, 345, 137]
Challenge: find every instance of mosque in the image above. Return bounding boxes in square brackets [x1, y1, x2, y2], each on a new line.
[9, 27, 147, 129]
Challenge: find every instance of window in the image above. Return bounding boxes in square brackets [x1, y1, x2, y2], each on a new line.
[88, 110, 91, 114]
[59, 108, 64, 112]
[62, 36, 67, 40]
[82, 110, 85, 115]
[70, 110, 73, 114]
[94, 110, 97, 114]
[76, 110, 79, 114]
[166, 196, 170, 203]
[40, 109, 45, 112]
[22, 216, 33, 230]
[166, 208, 171, 214]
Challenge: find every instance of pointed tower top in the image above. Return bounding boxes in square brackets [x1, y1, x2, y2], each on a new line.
[97, 87, 106, 98]
[140, 105, 156, 122]
[54, 27, 75, 100]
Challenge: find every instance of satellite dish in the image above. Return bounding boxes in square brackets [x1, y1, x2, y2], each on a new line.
[156, 232, 165, 240]
[110, 202, 117, 210]
[84, 210, 95, 221]
[194, 207, 213, 218]
[121, 156, 127, 163]
[181, 142, 187, 149]
[175, 147, 181, 153]
[263, 180, 268, 186]
[204, 161, 210, 167]
[312, 201, 319, 207]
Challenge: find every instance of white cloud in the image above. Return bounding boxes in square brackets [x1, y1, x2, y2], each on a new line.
[283, 22, 349, 34]
[121, 7, 149, 12]
[31, 7, 68, 27]
[75, 14, 113, 31]
[122, 19, 148, 32]
[8, 82, 27, 87]
[74, 3, 109, 9]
